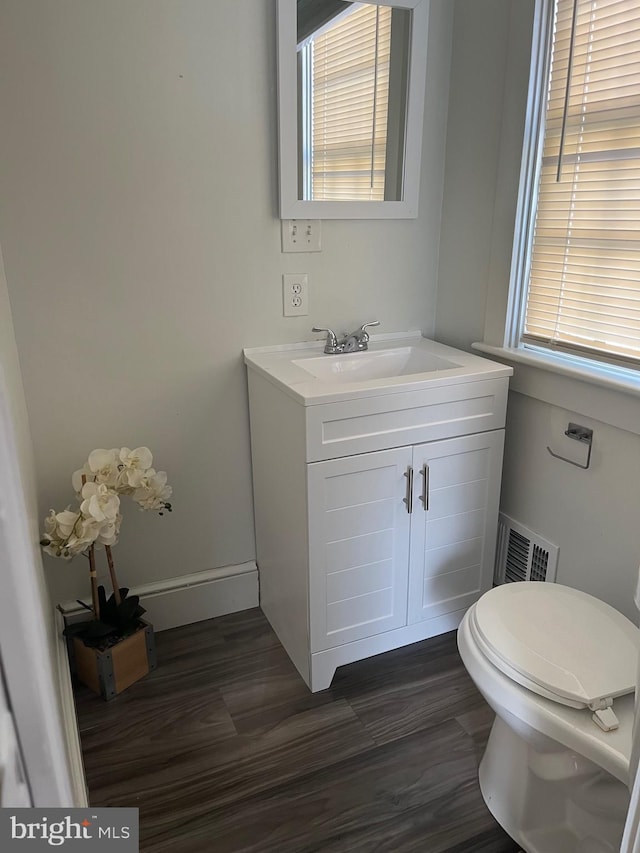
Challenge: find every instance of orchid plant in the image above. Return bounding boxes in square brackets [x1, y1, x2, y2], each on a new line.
[40, 447, 172, 647]
[41, 447, 171, 560]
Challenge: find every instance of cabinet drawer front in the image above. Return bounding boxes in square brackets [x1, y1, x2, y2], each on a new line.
[305, 379, 508, 462]
[308, 448, 411, 652]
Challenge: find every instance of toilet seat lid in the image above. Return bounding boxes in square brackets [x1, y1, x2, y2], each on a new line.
[472, 583, 639, 708]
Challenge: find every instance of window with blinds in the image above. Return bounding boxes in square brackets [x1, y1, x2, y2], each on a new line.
[301, 4, 392, 201]
[521, 0, 640, 369]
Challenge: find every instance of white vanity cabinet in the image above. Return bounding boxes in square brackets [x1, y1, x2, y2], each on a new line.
[244, 335, 512, 691]
[309, 430, 504, 656]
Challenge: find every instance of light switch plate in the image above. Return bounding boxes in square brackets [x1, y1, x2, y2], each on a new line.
[281, 220, 321, 253]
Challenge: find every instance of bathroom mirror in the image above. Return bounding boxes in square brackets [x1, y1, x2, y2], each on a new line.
[277, 0, 430, 219]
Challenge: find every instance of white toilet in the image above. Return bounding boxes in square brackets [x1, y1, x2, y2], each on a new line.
[457, 581, 639, 853]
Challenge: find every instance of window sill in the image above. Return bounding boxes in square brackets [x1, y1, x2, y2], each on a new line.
[472, 342, 640, 436]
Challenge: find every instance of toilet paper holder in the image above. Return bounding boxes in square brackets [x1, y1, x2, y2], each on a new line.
[547, 422, 593, 470]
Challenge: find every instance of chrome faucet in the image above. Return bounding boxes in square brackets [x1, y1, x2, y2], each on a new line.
[312, 322, 380, 355]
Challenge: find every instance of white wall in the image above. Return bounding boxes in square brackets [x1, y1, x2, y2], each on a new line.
[0, 0, 454, 604]
[435, 0, 515, 350]
[502, 393, 640, 620]
[437, 0, 640, 622]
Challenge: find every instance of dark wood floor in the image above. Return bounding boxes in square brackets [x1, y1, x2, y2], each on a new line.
[74, 608, 520, 852]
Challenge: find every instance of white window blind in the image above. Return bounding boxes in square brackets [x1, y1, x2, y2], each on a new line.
[522, 0, 640, 368]
[309, 4, 392, 201]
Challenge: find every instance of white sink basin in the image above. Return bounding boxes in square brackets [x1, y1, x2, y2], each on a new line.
[292, 347, 459, 383]
[244, 333, 513, 405]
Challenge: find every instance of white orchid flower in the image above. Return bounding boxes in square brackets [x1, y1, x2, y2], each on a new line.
[54, 508, 82, 539]
[119, 446, 154, 488]
[87, 448, 121, 487]
[132, 469, 172, 511]
[95, 513, 122, 547]
[43, 509, 59, 537]
[41, 508, 99, 559]
[80, 482, 120, 524]
[66, 516, 101, 552]
[41, 510, 73, 558]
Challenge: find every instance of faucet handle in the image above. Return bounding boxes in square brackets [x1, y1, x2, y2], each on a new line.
[356, 321, 380, 345]
[312, 326, 340, 354]
[312, 326, 337, 342]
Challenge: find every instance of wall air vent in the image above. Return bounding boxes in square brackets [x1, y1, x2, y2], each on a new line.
[495, 513, 559, 585]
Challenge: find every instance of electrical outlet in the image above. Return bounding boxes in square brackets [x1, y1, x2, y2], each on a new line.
[283, 273, 308, 316]
[281, 220, 322, 253]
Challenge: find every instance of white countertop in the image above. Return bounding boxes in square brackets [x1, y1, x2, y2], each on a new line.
[244, 332, 513, 406]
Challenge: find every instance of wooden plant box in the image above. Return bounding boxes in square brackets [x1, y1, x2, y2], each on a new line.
[71, 620, 157, 700]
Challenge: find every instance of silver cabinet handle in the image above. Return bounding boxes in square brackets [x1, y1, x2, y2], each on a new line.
[419, 463, 429, 511]
[403, 467, 413, 514]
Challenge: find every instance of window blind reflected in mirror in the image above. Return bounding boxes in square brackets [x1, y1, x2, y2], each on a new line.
[297, 2, 410, 202]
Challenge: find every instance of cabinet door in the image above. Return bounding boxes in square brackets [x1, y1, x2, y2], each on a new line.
[308, 447, 412, 652]
[407, 430, 504, 624]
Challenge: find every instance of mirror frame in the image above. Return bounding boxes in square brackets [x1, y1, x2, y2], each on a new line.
[277, 0, 430, 219]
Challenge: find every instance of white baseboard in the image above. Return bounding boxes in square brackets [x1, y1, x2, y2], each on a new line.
[58, 561, 259, 632]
